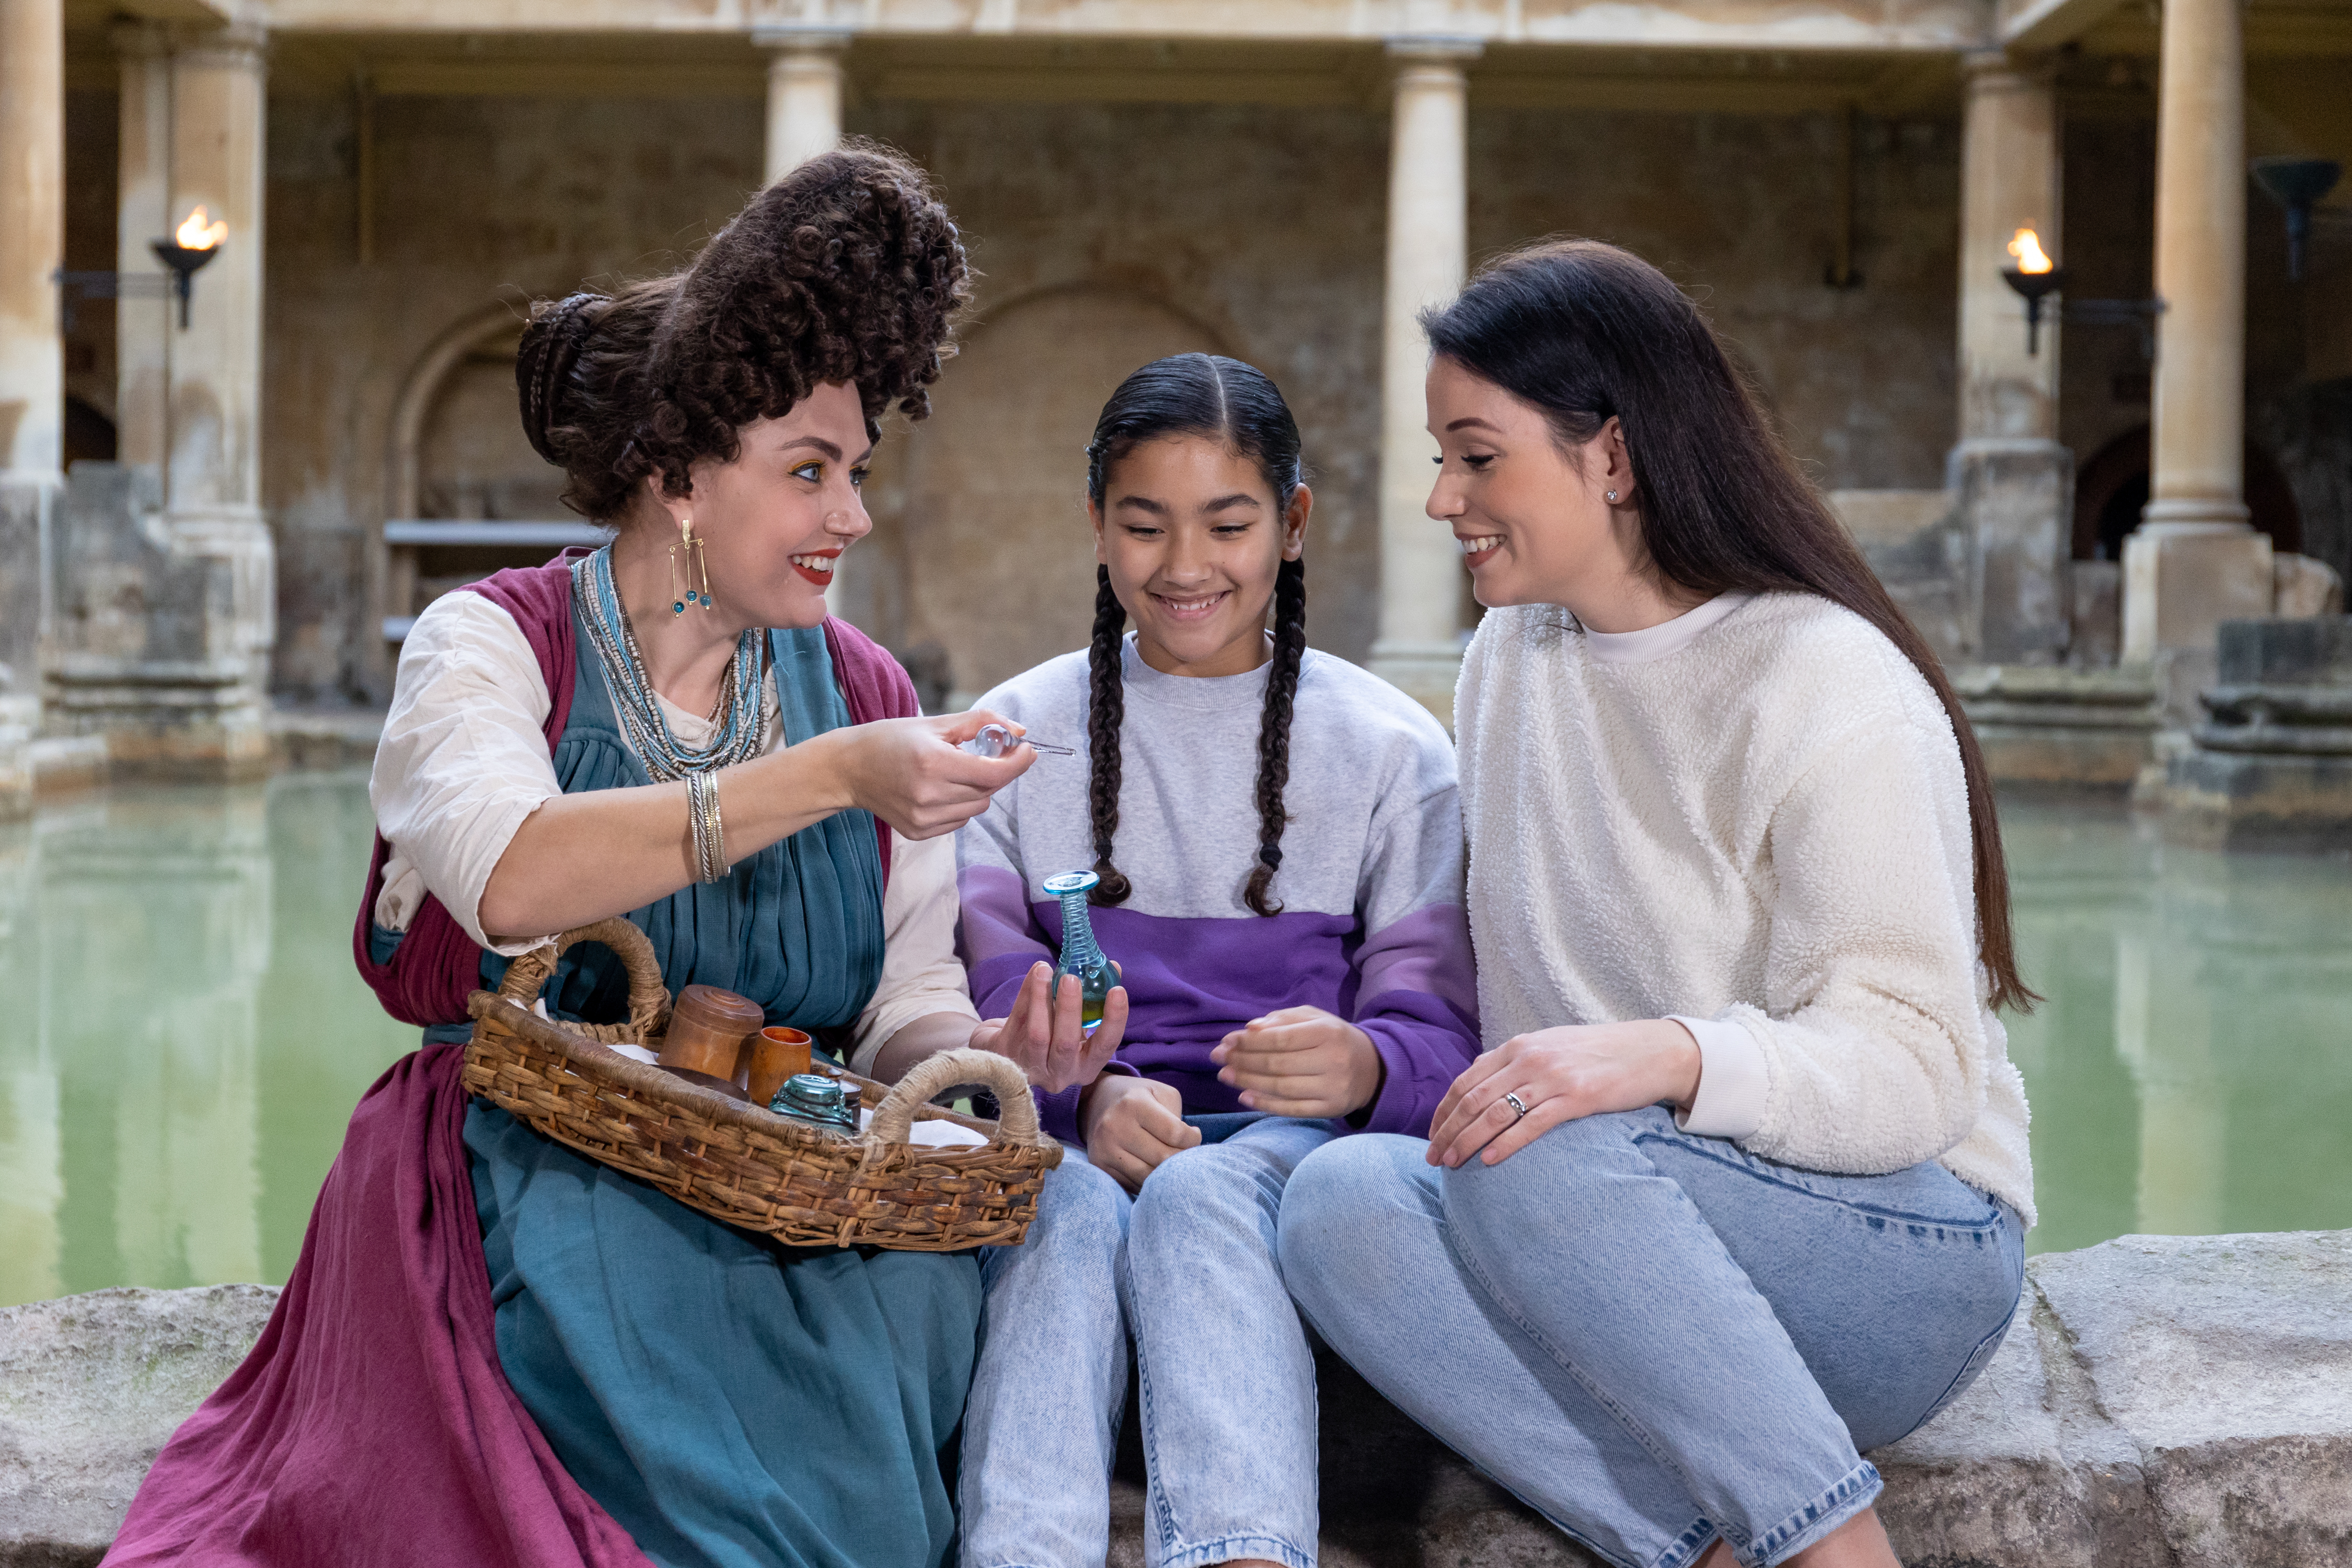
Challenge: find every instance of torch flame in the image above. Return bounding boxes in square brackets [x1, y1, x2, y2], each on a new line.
[174, 206, 227, 251]
[2007, 227, 2053, 274]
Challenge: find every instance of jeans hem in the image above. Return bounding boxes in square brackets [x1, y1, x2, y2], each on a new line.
[1747, 1460, 1881, 1566]
[1155, 1532, 1315, 1568]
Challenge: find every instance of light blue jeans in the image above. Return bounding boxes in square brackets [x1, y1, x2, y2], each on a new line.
[1276, 1107, 2025, 1568]
[960, 1115, 1339, 1568]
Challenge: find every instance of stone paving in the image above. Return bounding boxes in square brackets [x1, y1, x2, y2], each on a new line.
[4, 1230, 2346, 1567]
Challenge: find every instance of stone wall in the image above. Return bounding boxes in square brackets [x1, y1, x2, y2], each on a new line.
[260, 90, 766, 701]
[245, 90, 1979, 705]
[3, 1229, 2346, 1566]
[39, 68, 2352, 716]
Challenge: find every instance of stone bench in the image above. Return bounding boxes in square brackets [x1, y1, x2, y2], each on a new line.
[5, 1230, 2346, 1567]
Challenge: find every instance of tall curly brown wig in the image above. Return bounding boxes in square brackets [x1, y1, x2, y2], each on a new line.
[515, 141, 973, 522]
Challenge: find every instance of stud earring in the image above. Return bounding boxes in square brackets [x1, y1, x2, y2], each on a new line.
[1606, 489, 1620, 503]
[670, 515, 712, 614]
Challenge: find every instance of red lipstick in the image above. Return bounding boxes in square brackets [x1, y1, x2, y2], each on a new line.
[790, 548, 842, 589]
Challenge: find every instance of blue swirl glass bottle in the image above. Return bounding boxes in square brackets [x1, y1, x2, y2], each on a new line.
[1041, 870, 1116, 1031]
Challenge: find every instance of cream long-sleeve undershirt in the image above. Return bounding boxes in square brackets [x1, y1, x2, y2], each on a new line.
[368, 589, 977, 1075]
[1457, 590, 2035, 1227]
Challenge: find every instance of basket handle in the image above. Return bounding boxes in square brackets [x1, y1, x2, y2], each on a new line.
[497, 916, 670, 1040]
[868, 1048, 1045, 1148]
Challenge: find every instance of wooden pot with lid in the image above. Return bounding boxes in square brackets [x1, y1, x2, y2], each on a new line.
[656, 984, 765, 1101]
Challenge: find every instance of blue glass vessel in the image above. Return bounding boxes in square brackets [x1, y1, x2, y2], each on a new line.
[1041, 870, 1116, 1030]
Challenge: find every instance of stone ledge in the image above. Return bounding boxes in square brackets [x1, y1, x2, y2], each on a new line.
[21, 706, 384, 800]
[263, 704, 385, 772]
[4, 1231, 2346, 1568]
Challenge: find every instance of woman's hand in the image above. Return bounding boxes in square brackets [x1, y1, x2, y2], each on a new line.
[1080, 1076, 1200, 1193]
[1210, 1006, 1384, 1119]
[1426, 1020, 1702, 1169]
[969, 960, 1128, 1093]
[823, 710, 1033, 840]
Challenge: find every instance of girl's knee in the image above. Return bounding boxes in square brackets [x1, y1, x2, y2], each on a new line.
[1129, 1139, 1279, 1235]
[1034, 1155, 1131, 1250]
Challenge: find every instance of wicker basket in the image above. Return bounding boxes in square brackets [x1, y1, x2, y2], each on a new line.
[462, 917, 1062, 1251]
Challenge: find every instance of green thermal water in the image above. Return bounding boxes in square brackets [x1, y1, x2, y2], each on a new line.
[2, 776, 2347, 1308]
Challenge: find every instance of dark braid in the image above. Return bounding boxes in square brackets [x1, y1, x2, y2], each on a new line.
[1242, 555, 1308, 916]
[1082, 353, 1308, 916]
[1086, 565, 1135, 906]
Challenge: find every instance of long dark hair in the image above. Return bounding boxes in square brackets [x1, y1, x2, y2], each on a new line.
[1082, 353, 1308, 918]
[1425, 239, 2033, 1012]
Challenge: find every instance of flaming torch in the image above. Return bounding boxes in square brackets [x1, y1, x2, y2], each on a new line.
[2000, 227, 2067, 356]
[151, 206, 226, 330]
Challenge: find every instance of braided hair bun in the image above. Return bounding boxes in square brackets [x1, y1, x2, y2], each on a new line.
[513, 142, 973, 522]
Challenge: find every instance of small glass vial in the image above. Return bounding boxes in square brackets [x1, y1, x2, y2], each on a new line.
[1041, 870, 1116, 1031]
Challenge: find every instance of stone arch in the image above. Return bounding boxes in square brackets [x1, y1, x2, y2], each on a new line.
[366, 300, 583, 689]
[2071, 424, 2304, 561]
[858, 285, 1236, 701]
[386, 299, 561, 524]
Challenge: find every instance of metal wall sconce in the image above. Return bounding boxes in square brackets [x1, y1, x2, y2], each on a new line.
[2250, 157, 2342, 282]
[2000, 227, 2164, 358]
[52, 206, 224, 333]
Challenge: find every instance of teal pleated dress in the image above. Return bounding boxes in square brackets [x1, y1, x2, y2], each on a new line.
[457, 615, 981, 1568]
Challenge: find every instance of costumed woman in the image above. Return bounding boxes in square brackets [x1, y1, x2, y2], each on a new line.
[1278, 241, 2036, 1568]
[952, 354, 1480, 1568]
[106, 146, 1048, 1568]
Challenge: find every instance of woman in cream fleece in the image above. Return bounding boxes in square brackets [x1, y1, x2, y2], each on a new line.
[1278, 240, 2034, 1568]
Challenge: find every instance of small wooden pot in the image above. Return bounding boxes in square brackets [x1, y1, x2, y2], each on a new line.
[747, 1027, 814, 1108]
[659, 984, 764, 1086]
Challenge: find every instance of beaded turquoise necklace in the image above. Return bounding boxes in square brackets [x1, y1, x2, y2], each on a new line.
[572, 548, 767, 782]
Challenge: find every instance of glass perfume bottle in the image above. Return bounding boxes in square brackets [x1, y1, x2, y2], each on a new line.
[1042, 870, 1116, 1030]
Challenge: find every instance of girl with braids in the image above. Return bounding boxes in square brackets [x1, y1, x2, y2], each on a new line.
[1278, 241, 2036, 1568]
[951, 354, 1479, 1568]
[108, 147, 1045, 1568]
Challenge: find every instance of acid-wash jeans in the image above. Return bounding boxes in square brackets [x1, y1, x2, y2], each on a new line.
[1276, 1106, 2025, 1568]
[960, 1114, 1338, 1568]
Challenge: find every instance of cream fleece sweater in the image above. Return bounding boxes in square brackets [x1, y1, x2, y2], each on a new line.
[1456, 591, 2035, 1227]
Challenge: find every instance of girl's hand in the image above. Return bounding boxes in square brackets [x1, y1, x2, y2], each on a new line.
[824, 711, 1031, 839]
[1210, 1006, 1384, 1119]
[970, 961, 1128, 1093]
[1080, 1076, 1200, 1193]
[1426, 1020, 1702, 1170]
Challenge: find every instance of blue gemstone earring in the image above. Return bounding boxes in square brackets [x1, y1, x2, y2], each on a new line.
[670, 514, 711, 614]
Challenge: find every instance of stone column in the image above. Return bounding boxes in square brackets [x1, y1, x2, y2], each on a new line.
[758, 27, 849, 615]
[759, 30, 848, 183]
[1950, 52, 2073, 666]
[1368, 38, 1479, 728]
[114, 20, 172, 473]
[46, 24, 273, 779]
[2123, 0, 2273, 719]
[0, 0, 65, 816]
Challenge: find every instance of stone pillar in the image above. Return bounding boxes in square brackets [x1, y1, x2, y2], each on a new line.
[45, 25, 273, 779]
[114, 20, 172, 473]
[758, 30, 848, 183]
[1950, 52, 2072, 666]
[2123, 0, 2272, 719]
[758, 27, 849, 615]
[1367, 38, 1479, 727]
[0, 0, 65, 817]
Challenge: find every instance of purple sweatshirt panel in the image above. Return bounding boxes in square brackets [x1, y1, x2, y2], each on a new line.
[1356, 903, 1479, 1021]
[961, 861, 1477, 1139]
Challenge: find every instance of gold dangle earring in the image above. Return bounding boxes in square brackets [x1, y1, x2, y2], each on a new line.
[669, 515, 712, 614]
